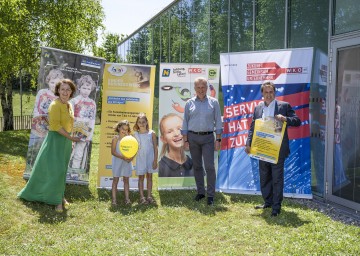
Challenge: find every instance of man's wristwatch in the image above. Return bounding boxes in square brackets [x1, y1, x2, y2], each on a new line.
[216, 139, 221, 142]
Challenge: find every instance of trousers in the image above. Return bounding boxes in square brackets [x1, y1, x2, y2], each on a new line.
[188, 132, 216, 197]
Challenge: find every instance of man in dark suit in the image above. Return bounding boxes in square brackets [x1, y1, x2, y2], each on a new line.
[245, 81, 301, 217]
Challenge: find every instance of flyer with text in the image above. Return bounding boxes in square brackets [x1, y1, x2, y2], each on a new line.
[249, 117, 286, 164]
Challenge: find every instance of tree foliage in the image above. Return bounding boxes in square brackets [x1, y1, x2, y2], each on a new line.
[0, 0, 104, 130]
[93, 33, 125, 63]
[92, 32, 125, 120]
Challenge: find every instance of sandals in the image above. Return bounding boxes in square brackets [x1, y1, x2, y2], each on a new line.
[147, 197, 155, 204]
[63, 198, 70, 206]
[139, 197, 148, 205]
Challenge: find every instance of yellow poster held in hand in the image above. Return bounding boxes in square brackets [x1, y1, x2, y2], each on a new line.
[249, 117, 286, 164]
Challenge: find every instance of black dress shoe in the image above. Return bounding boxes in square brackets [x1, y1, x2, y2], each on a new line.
[254, 204, 271, 209]
[207, 197, 214, 206]
[271, 209, 280, 217]
[194, 194, 205, 201]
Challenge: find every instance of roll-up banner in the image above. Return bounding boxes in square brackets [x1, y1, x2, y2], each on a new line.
[158, 63, 220, 189]
[24, 47, 105, 185]
[219, 48, 312, 198]
[97, 63, 156, 189]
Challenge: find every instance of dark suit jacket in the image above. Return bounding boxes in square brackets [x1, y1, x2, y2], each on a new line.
[247, 100, 301, 159]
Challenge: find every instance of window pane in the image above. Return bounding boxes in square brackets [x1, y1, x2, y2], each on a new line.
[160, 13, 171, 63]
[192, 0, 210, 63]
[255, 0, 285, 50]
[334, 0, 360, 35]
[230, 0, 253, 52]
[334, 46, 360, 203]
[210, 0, 229, 63]
[310, 51, 328, 196]
[139, 28, 148, 64]
[288, 0, 329, 53]
[180, 0, 194, 63]
[149, 19, 161, 65]
[169, 5, 182, 63]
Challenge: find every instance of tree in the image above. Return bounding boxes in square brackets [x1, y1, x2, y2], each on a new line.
[92, 32, 125, 120]
[0, 0, 104, 130]
[93, 32, 126, 63]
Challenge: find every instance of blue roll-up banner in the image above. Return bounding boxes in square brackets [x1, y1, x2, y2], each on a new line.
[218, 48, 313, 198]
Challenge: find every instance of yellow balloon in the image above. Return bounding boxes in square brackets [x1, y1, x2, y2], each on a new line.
[119, 135, 139, 158]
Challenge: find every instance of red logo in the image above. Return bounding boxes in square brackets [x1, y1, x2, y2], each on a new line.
[246, 62, 308, 81]
[188, 68, 204, 74]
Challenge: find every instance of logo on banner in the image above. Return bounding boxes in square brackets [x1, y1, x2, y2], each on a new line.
[108, 65, 127, 77]
[188, 68, 205, 74]
[208, 69, 217, 80]
[81, 58, 101, 69]
[162, 69, 171, 77]
[246, 62, 308, 81]
[173, 67, 186, 77]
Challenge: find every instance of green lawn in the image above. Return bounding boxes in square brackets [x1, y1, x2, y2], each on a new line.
[0, 126, 359, 255]
[0, 91, 36, 117]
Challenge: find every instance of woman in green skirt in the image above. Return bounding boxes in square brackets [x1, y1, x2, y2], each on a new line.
[18, 79, 81, 211]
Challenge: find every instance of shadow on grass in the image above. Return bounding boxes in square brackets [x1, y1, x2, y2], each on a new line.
[158, 189, 229, 215]
[65, 184, 94, 202]
[0, 130, 29, 158]
[96, 188, 159, 215]
[19, 199, 69, 224]
[255, 209, 310, 227]
[227, 193, 310, 227]
[227, 193, 264, 205]
[18, 184, 94, 224]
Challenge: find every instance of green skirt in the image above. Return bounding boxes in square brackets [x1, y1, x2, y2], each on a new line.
[18, 131, 72, 205]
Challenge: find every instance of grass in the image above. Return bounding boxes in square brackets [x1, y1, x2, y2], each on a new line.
[0, 91, 36, 117]
[1, 126, 360, 255]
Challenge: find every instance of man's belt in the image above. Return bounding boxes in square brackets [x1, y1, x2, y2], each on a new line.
[189, 131, 213, 135]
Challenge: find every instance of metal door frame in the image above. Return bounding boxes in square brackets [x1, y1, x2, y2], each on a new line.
[326, 31, 360, 211]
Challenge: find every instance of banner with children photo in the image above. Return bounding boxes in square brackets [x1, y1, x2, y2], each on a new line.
[158, 63, 220, 189]
[97, 63, 156, 189]
[24, 47, 105, 185]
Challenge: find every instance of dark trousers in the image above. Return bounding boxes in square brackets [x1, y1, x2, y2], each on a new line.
[188, 133, 216, 197]
[259, 159, 285, 210]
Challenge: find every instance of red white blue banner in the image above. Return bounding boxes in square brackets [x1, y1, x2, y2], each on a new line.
[218, 48, 313, 198]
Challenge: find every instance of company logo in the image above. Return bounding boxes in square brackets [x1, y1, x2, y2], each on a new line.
[81, 58, 101, 69]
[173, 67, 186, 77]
[108, 65, 127, 77]
[188, 68, 205, 74]
[162, 69, 171, 77]
[208, 69, 217, 80]
[246, 62, 308, 81]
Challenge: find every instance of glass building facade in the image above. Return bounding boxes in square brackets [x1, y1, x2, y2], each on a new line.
[118, 0, 360, 211]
